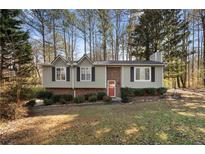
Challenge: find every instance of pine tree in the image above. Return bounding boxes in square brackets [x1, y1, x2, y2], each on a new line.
[0, 9, 33, 103]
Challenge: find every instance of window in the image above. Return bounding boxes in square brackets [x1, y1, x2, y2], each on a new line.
[56, 67, 66, 81]
[135, 67, 150, 81]
[81, 67, 91, 81]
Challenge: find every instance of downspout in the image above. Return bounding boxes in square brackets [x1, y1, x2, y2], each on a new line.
[71, 64, 76, 97]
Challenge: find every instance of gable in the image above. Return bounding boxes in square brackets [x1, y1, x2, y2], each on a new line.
[77, 55, 93, 66]
[52, 57, 68, 67]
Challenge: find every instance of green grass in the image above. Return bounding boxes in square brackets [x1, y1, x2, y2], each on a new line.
[1, 98, 205, 144]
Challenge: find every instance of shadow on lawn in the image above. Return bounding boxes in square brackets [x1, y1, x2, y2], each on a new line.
[1, 95, 205, 144]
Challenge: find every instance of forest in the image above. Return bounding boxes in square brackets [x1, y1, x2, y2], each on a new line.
[0, 9, 205, 119]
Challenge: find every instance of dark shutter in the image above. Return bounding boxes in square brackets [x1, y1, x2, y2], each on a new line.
[52, 67, 55, 81]
[66, 67, 70, 81]
[151, 67, 155, 82]
[77, 67, 80, 81]
[130, 67, 134, 82]
[92, 67, 95, 81]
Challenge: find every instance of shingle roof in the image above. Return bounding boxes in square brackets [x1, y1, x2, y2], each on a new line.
[94, 60, 164, 65]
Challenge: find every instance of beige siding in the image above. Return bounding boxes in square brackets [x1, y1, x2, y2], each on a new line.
[42, 57, 106, 88]
[42, 66, 72, 88]
[121, 66, 163, 88]
[74, 66, 106, 88]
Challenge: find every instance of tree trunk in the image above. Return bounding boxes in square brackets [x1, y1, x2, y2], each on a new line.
[102, 30, 106, 61]
[201, 15, 205, 86]
[53, 18, 57, 58]
[42, 23, 46, 62]
[63, 25, 68, 60]
[192, 18, 195, 87]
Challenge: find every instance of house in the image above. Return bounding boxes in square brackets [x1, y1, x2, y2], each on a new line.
[41, 52, 164, 98]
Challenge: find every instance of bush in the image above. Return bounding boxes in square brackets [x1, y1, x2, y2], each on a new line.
[74, 96, 85, 104]
[43, 99, 53, 105]
[121, 97, 129, 103]
[121, 88, 129, 100]
[61, 94, 73, 101]
[103, 96, 112, 103]
[134, 89, 145, 96]
[51, 95, 61, 103]
[0, 101, 28, 120]
[25, 99, 36, 107]
[88, 95, 97, 102]
[36, 91, 53, 99]
[84, 93, 96, 101]
[97, 92, 106, 100]
[59, 98, 67, 104]
[157, 87, 167, 95]
[144, 88, 157, 95]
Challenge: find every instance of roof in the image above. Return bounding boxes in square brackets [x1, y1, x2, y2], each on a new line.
[94, 60, 164, 66]
[40, 54, 164, 67]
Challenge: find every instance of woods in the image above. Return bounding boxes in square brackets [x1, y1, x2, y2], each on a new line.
[0, 9, 205, 120]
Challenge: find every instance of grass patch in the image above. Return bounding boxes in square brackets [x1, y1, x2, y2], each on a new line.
[1, 97, 205, 144]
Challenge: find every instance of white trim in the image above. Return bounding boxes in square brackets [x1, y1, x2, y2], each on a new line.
[134, 67, 151, 82]
[55, 67, 66, 81]
[77, 54, 93, 65]
[105, 67, 107, 88]
[107, 80, 116, 97]
[121, 66, 124, 87]
[80, 67, 92, 82]
[51, 55, 68, 65]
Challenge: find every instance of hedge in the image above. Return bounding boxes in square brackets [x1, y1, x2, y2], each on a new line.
[121, 87, 167, 98]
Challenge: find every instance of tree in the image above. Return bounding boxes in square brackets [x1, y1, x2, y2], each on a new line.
[130, 10, 190, 88]
[0, 9, 33, 103]
[97, 10, 111, 60]
[21, 10, 49, 62]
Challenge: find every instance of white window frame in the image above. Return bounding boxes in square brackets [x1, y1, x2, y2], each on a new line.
[80, 67, 91, 82]
[134, 67, 151, 82]
[56, 67, 66, 81]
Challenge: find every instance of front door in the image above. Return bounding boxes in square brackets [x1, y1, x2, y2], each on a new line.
[108, 80, 116, 97]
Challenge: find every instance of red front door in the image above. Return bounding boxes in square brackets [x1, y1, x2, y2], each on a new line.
[108, 80, 116, 97]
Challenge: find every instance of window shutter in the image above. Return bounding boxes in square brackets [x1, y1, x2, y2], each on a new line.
[66, 67, 70, 81]
[77, 67, 80, 81]
[52, 67, 55, 81]
[130, 67, 134, 82]
[151, 67, 155, 82]
[92, 67, 95, 81]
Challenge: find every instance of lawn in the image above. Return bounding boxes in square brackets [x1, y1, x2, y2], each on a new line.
[0, 96, 205, 144]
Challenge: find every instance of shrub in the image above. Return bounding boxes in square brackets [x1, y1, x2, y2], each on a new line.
[0, 101, 28, 120]
[134, 89, 145, 96]
[36, 91, 53, 99]
[121, 97, 129, 103]
[43, 99, 53, 105]
[157, 87, 167, 95]
[84, 93, 96, 101]
[74, 96, 85, 104]
[121, 88, 129, 100]
[25, 99, 36, 107]
[97, 92, 106, 100]
[51, 95, 61, 103]
[103, 96, 112, 103]
[144, 88, 157, 95]
[88, 95, 97, 102]
[59, 98, 67, 104]
[61, 94, 73, 101]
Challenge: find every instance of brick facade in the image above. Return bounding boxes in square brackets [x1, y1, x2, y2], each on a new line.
[107, 67, 121, 97]
[46, 88, 105, 96]
[46, 88, 74, 95]
[75, 88, 106, 96]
